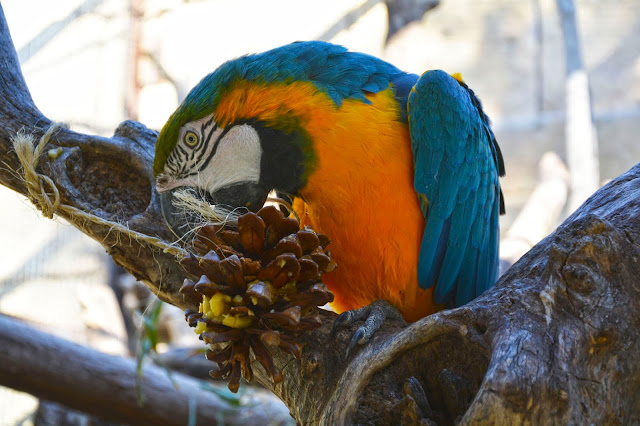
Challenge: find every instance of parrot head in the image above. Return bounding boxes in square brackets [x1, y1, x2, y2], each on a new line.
[154, 102, 310, 235]
[153, 48, 322, 236]
[153, 41, 404, 236]
[154, 96, 316, 235]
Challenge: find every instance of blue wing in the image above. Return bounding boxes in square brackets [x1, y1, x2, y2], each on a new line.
[409, 70, 505, 307]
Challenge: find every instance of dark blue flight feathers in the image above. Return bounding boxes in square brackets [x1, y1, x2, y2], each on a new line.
[409, 70, 504, 307]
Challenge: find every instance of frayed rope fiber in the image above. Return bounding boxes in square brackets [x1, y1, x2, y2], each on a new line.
[12, 122, 186, 258]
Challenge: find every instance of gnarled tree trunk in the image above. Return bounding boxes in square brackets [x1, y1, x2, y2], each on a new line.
[0, 4, 638, 424]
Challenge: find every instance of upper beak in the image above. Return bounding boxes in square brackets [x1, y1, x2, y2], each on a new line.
[159, 182, 270, 238]
[159, 187, 192, 238]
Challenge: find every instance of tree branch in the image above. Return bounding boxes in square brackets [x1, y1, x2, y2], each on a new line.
[556, 0, 600, 212]
[500, 151, 569, 268]
[0, 314, 292, 425]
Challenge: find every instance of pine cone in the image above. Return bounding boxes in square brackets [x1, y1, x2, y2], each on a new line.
[179, 205, 335, 392]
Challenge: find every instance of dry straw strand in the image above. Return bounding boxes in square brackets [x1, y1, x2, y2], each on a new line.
[170, 189, 301, 240]
[11, 122, 186, 258]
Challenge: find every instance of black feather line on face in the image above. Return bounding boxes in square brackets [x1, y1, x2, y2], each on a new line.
[194, 121, 219, 169]
[195, 126, 232, 175]
[248, 120, 309, 196]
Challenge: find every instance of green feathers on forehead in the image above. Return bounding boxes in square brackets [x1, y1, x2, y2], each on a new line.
[153, 41, 408, 177]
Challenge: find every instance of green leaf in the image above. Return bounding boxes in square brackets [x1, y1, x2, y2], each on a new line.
[136, 298, 165, 406]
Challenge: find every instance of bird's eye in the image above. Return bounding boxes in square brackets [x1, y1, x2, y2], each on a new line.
[184, 131, 199, 147]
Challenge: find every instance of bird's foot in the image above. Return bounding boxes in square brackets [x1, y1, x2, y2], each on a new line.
[332, 299, 406, 358]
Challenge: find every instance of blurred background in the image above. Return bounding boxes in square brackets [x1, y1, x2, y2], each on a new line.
[0, 0, 638, 424]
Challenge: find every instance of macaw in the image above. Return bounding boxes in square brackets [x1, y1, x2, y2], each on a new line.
[154, 41, 505, 333]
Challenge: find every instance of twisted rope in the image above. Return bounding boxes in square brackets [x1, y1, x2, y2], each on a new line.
[11, 123, 186, 258]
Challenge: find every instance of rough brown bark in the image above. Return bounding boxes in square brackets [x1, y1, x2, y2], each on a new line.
[1, 3, 639, 424]
[0, 314, 292, 425]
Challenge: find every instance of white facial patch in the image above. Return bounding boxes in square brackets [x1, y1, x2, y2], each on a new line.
[158, 113, 263, 195]
[197, 124, 262, 194]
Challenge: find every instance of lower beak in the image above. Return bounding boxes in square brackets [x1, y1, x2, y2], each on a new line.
[159, 182, 270, 238]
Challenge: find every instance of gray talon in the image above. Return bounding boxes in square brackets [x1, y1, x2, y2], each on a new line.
[332, 310, 355, 334]
[333, 300, 406, 358]
[345, 328, 366, 359]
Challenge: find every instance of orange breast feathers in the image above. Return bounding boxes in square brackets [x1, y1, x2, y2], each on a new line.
[215, 80, 437, 322]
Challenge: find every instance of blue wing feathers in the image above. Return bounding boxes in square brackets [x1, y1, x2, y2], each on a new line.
[410, 70, 503, 307]
[419, 215, 451, 287]
[478, 195, 501, 296]
[455, 248, 479, 307]
[432, 160, 479, 302]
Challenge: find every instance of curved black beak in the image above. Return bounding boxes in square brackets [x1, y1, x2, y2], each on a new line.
[159, 182, 270, 238]
[159, 188, 192, 238]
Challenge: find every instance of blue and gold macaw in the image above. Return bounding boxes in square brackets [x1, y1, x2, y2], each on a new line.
[154, 41, 505, 336]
